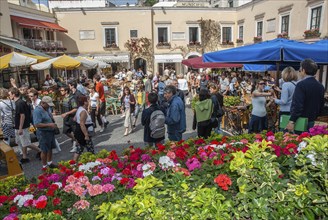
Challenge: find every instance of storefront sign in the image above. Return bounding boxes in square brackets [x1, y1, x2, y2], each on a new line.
[176, 2, 209, 7]
[155, 54, 183, 63]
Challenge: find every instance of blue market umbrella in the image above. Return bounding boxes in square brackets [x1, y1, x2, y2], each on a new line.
[283, 39, 328, 64]
[203, 38, 328, 65]
[243, 63, 301, 72]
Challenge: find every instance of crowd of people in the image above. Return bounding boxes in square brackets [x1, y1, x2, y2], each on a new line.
[0, 58, 326, 169]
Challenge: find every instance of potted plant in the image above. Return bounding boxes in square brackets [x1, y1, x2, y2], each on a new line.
[156, 42, 171, 48]
[277, 32, 289, 39]
[253, 36, 262, 43]
[236, 39, 243, 43]
[304, 29, 321, 39]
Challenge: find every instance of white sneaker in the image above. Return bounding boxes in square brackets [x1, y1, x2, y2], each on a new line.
[70, 146, 77, 153]
[99, 127, 104, 133]
[70, 141, 77, 153]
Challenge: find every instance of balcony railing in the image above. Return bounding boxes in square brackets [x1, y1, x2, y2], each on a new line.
[20, 39, 67, 52]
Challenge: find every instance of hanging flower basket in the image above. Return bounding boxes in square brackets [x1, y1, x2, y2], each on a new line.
[236, 39, 244, 43]
[304, 29, 321, 39]
[156, 42, 171, 49]
[253, 36, 262, 43]
[277, 32, 289, 39]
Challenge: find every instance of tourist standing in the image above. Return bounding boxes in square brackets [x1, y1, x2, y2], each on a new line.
[274, 67, 298, 126]
[33, 96, 58, 169]
[286, 59, 325, 132]
[141, 92, 165, 146]
[60, 86, 78, 153]
[0, 88, 15, 145]
[73, 96, 95, 161]
[248, 81, 273, 133]
[88, 84, 104, 132]
[8, 87, 41, 163]
[192, 89, 214, 138]
[93, 75, 109, 128]
[133, 84, 145, 127]
[209, 84, 224, 134]
[122, 86, 136, 136]
[164, 85, 186, 141]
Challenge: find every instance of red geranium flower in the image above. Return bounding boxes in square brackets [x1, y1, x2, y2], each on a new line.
[0, 195, 8, 203]
[9, 206, 18, 213]
[266, 131, 274, 137]
[53, 197, 61, 206]
[151, 150, 158, 155]
[69, 160, 76, 165]
[122, 168, 132, 176]
[50, 184, 59, 191]
[53, 210, 62, 215]
[36, 200, 47, 209]
[73, 171, 84, 178]
[213, 160, 224, 165]
[120, 177, 129, 185]
[157, 143, 166, 152]
[109, 151, 119, 161]
[175, 148, 188, 160]
[214, 174, 232, 191]
[177, 140, 185, 145]
[210, 140, 220, 145]
[194, 138, 205, 145]
[46, 189, 54, 197]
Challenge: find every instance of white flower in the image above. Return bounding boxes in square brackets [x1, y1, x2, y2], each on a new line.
[159, 156, 175, 169]
[53, 182, 62, 188]
[14, 194, 34, 207]
[78, 161, 101, 172]
[142, 164, 154, 177]
[297, 141, 307, 152]
[306, 152, 317, 166]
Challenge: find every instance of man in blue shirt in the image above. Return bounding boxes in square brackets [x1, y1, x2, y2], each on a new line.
[287, 59, 325, 133]
[33, 96, 58, 169]
[164, 85, 186, 141]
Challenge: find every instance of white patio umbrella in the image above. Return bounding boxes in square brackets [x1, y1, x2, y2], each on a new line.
[0, 52, 37, 69]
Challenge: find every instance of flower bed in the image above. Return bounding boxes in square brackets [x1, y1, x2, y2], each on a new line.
[1, 126, 328, 219]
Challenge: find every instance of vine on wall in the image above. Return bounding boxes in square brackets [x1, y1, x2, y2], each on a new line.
[199, 18, 221, 53]
[124, 37, 154, 72]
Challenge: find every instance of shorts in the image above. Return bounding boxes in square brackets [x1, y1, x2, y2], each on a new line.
[99, 101, 106, 116]
[37, 130, 56, 153]
[15, 128, 31, 148]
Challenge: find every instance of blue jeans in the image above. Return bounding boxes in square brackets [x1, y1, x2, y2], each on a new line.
[168, 132, 183, 141]
[248, 115, 267, 133]
[215, 117, 223, 135]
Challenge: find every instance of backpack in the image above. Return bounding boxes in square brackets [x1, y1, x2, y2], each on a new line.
[149, 109, 166, 139]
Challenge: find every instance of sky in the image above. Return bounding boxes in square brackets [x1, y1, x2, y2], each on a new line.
[31, 0, 49, 6]
[31, 0, 139, 7]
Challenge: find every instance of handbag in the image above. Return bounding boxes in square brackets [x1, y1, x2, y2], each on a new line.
[279, 115, 309, 132]
[54, 127, 60, 135]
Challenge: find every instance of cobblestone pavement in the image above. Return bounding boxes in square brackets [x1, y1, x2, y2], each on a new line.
[18, 106, 198, 179]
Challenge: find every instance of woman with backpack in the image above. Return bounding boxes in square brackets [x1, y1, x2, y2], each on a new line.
[192, 89, 215, 138]
[141, 92, 165, 146]
[0, 88, 15, 145]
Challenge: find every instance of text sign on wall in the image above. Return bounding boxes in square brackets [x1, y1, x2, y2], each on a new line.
[176, 2, 209, 7]
[266, 19, 276, 33]
[79, 30, 95, 40]
[172, 32, 186, 40]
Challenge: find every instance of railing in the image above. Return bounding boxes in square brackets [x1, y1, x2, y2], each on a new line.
[20, 39, 67, 52]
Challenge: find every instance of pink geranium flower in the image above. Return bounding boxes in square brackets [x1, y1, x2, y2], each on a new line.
[185, 157, 201, 171]
[73, 199, 90, 210]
